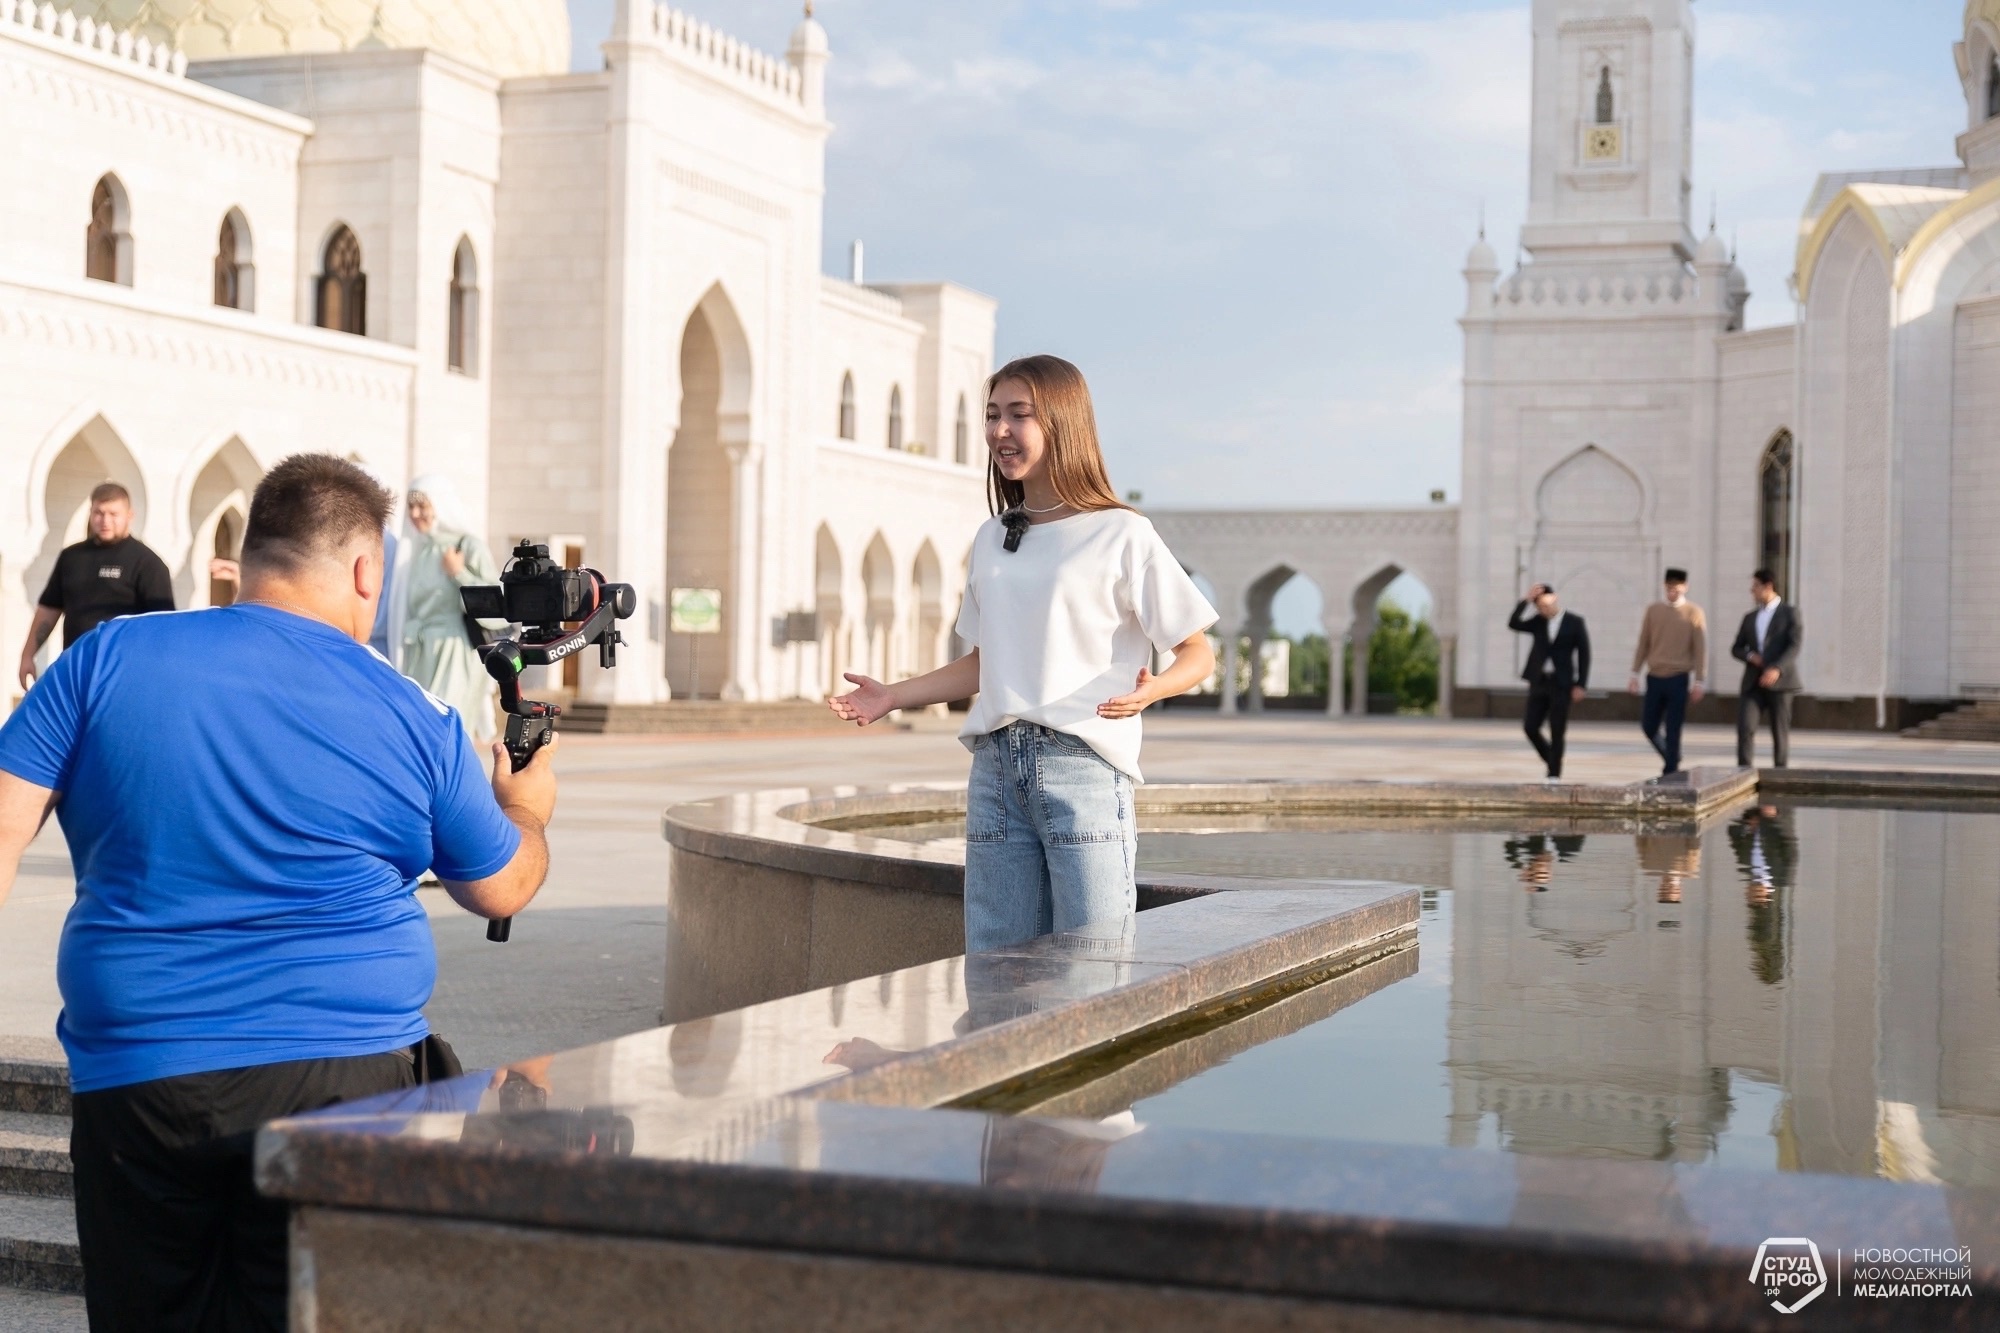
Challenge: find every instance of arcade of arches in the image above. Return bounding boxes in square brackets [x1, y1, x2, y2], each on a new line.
[1147, 508, 1460, 717]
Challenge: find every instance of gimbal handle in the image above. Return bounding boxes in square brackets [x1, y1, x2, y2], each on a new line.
[474, 604, 625, 944]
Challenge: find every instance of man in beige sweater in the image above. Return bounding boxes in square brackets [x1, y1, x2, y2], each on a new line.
[1626, 568, 1707, 776]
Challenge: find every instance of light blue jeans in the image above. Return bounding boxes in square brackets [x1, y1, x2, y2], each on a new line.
[963, 723, 1138, 954]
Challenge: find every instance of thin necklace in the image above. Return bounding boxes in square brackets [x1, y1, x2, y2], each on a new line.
[1021, 499, 1070, 514]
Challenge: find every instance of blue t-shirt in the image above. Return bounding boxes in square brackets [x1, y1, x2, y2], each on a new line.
[0, 605, 520, 1093]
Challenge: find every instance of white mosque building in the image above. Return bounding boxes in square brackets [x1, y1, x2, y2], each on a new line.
[1452, 0, 2000, 729]
[0, 0, 994, 707]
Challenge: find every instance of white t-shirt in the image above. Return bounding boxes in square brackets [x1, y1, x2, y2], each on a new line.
[954, 508, 1217, 782]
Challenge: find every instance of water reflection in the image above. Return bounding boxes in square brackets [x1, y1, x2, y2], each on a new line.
[1727, 806, 1793, 983]
[1129, 805, 2000, 1187]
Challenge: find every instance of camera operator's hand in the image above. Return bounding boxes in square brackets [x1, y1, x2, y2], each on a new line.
[490, 735, 557, 828]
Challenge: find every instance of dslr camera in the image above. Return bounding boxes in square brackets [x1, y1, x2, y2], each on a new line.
[460, 541, 636, 942]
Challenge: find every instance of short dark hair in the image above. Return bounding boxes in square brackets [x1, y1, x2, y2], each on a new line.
[241, 454, 392, 574]
[1664, 568, 1688, 584]
[1752, 568, 1777, 589]
[89, 482, 130, 507]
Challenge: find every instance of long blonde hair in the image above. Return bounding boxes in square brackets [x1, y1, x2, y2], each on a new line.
[984, 355, 1133, 516]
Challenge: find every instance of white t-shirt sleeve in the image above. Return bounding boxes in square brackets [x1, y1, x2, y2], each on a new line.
[1126, 523, 1218, 652]
[954, 561, 982, 648]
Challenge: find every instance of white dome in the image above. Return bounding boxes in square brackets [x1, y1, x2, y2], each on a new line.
[50, 0, 572, 79]
[1465, 235, 1500, 274]
[1695, 226, 1730, 266]
[789, 10, 828, 58]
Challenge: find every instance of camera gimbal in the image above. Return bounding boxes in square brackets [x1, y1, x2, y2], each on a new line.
[461, 542, 637, 941]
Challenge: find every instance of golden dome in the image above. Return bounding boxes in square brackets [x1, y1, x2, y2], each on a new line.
[49, 1, 571, 79]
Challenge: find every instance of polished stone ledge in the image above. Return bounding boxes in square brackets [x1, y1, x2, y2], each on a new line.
[660, 766, 1762, 907]
[262, 884, 1422, 1204]
[262, 1097, 2000, 1331]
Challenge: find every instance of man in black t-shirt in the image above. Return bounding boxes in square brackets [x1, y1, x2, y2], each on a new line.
[18, 482, 174, 688]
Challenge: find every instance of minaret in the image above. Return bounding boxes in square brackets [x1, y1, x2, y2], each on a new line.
[788, 2, 830, 116]
[1520, 0, 1697, 266]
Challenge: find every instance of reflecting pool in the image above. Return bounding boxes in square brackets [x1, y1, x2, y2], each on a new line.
[1049, 804, 2000, 1188]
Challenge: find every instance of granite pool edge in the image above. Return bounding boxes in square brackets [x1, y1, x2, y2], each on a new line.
[659, 767, 1763, 900]
[256, 1112, 2000, 1332]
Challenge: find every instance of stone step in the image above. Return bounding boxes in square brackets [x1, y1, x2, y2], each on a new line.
[0, 1284, 87, 1330]
[0, 1194, 79, 1297]
[0, 1118, 69, 1201]
[1906, 701, 2000, 742]
[560, 699, 849, 736]
[0, 1043, 66, 1119]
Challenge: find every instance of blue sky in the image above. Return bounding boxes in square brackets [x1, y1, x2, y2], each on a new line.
[565, 1, 1966, 625]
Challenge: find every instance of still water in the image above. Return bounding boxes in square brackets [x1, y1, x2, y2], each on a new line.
[1112, 804, 2000, 1187]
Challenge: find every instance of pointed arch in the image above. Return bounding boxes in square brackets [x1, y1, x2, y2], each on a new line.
[87, 174, 132, 286]
[911, 540, 944, 674]
[887, 385, 904, 452]
[862, 533, 896, 679]
[690, 281, 754, 425]
[953, 392, 970, 465]
[178, 437, 264, 608]
[838, 371, 857, 440]
[666, 301, 740, 699]
[26, 415, 148, 645]
[1535, 444, 1646, 526]
[214, 208, 254, 310]
[1796, 191, 1898, 304]
[815, 524, 846, 693]
[448, 236, 479, 374]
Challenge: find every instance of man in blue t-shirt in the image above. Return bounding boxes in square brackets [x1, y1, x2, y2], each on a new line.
[0, 454, 555, 1332]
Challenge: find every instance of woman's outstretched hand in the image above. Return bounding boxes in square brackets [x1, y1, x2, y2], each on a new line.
[1098, 667, 1158, 719]
[828, 673, 896, 726]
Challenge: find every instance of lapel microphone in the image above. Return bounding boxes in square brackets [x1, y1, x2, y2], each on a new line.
[1001, 508, 1031, 552]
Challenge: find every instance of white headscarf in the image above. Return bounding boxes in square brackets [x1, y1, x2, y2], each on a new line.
[387, 473, 472, 668]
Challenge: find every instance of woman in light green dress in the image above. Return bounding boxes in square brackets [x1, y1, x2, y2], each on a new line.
[388, 474, 500, 744]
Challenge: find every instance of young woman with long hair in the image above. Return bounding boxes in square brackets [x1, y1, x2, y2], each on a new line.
[829, 355, 1217, 952]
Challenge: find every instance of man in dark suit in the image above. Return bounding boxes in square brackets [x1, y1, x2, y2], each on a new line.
[1508, 583, 1591, 780]
[1730, 569, 1802, 768]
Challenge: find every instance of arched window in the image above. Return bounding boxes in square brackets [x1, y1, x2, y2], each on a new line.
[447, 237, 479, 374]
[838, 371, 856, 440]
[1595, 66, 1615, 125]
[213, 209, 254, 311]
[316, 225, 366, 336]
[86, 175, 132, 286]
[953, 393, 969, 465]
[1759, 431, 1795, 599]
[887, 385, 904, 451]
[1987, 56, 1999, 121]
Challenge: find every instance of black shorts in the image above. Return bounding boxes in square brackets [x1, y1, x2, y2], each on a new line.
[70, 1051, 416, 1333]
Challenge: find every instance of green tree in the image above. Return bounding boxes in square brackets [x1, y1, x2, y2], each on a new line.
[1289, 634, 1331, 698]
[1364, 601, 1440, 713]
